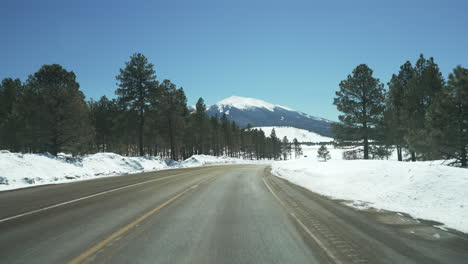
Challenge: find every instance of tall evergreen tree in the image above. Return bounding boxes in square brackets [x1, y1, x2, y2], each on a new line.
[88, 96, 119, 152]
[292, 138, 302, 159]
[403, 54, 444, 160]
[231, 121, 241, 157]
[158, 80, 188, 160]
[428, 66, 468, 166]
[269, 128, 282, 160]
[384, 61, 414, 161]
[210, 115, 221, 156]
[0, 78, 22, 150]
[193, 97, 211, 155]
[220, 113, 231, 155]
[333, 64, 385, 159]
[116, 53, 158, 156]
[255, 129, 267, 159]
[281, 136, 291, 160]
[25, 64, 92, 155]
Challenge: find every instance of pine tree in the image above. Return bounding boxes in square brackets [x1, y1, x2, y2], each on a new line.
[220, 113, 231, 156]
[333, 64, 385, 159]
[281, 136, 291, 160]
[25, 64, 93, 155]
[0, 78, 22, 150]
[403, 54, 444, 160]
[210, 115, 221, 156]
[231, 121, 241, 157]
[193, 97, 211, 155]
[292, 138, 302, 159]
[242, 124, 255, 160]
[385, 61, 414, 161]
[157, 80, 188, 160]
[253, 128, 266, 160]
[317, 145, 331, 161]
[269, 128, 282, 160]
[88, 96, 119, 152]
[428, 66, 468, 166]
[116, 53, 158, 156]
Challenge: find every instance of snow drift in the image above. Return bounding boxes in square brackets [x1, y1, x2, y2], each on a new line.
[272, 159, 468, 233]
[0, 151, 267, 191]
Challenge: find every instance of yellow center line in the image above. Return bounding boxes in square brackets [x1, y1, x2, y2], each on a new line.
[0, 168, 212, 224]
[67, 175, 217, 264]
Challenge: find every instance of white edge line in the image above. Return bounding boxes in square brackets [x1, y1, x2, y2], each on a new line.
[262, 176, 343, 264]
[0, 170, 202, 224]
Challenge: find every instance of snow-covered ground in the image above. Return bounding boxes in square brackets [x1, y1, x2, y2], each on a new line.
[0, 151, 269, 191]
[299, 144, 400, 160]
[253, 126, 333, 143]
[272, 158, 468, 233]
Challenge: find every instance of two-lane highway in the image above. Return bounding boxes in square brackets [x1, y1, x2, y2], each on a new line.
[1, 165, 468, 264]
[0, 165, 320, 264]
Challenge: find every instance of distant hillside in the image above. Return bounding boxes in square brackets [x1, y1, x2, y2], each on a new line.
[253, 126, 333, 143]
[206, 96, 334, 137]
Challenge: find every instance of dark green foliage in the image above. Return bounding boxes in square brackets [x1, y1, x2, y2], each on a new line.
[157, 80, 188, 160]
[0, 78, 22, 151]
[428, 66, 468, 166]
[292, 138, 303, 159]
[220, 113, 232, 155]
[333, 64, 385, 159]
[24, 65, 93, 155]
[384, 61, 414, 161]
[333, 54, 467, 166]
[267, 128, 282, 160]
[369, 145, 393, 160]
[317, 145, 331, 161]
[88, 96, 120, 152]
[281, 136, 291, 160]
[193, 97, 211, 155]
[1, 65, 93, 155]
[116, 53, 158, 156]
[210, 115, 222, 156]
[403, 55, 444, 160]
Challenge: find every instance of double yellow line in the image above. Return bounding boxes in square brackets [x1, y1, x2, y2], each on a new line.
[67, 175, 217, 264]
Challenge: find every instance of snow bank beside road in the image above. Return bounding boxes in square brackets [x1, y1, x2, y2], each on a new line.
[272, 159, 468, 233]
[0, 151, 170, 191]
[0, 151, 266, 191]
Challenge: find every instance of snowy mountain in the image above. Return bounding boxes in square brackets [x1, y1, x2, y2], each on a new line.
[253, 126, 333, 143]
[206, 96, 334, 137]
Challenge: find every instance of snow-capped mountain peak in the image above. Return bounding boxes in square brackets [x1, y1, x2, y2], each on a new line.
[206, 96, 334, 137]
[216, 96, 293, 112]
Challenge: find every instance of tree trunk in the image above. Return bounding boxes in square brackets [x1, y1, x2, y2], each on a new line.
[138, 111, 144, 156]
[168, 118, 176, 160]
[363, 137, 369, 159]
[411, 151, 416, 162]
[397, 145, 402, 161]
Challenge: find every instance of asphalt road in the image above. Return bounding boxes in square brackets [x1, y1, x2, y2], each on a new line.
[1, 165, 467, 264]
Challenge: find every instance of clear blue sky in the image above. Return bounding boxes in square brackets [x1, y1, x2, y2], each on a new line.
[2, 0, 467, 121]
